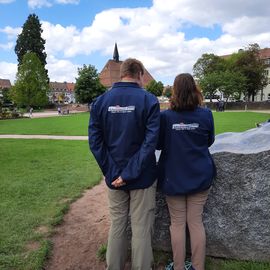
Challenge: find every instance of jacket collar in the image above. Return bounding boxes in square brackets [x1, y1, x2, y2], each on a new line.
[112, 82, 141, 88]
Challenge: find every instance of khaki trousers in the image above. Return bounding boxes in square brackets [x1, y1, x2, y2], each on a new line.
[166, 189, 209, 270]
[106, 182, 156, 270]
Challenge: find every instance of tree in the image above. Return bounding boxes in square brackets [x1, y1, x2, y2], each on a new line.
[194, 45, 268, 102]
[10, 52, 49, 108]
[193, 53, 227, 102]
[1, 88, 12, 104]
[163, 85, 172, 98]
[230, 44, 268, 101]
[198, 72, 221, 102]
[75, 64, 106, 104]
[145, 80, 164, 96]
[193, 53, 226, 80]
[218, 70, 247, 101]
[15, 13, 48, 81]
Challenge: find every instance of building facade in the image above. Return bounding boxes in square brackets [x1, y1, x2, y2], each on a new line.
[259, 48, 270, 101]
[49, 81, 75, 104]
[0, 78, 12, 101]
[99, 43, 155, 88]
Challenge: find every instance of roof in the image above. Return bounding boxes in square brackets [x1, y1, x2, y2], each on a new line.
[259, 48, 270, 59]
[99, 59, 155, 88]
[66, 82, 75, 91]
[50, 81, 75, 92]
[0, 79, 12, 89]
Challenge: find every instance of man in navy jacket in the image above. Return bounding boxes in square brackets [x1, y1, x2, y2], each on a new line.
[89, 58, 160, 270]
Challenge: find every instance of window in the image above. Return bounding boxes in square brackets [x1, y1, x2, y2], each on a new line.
[264, 58, 270, 66]
[268, 94, 270, 101]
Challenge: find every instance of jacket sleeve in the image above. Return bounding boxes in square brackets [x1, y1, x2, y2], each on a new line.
[208, 110, 215, 147]
[120, 99, 160, 181]
[88, 102, 120, 182]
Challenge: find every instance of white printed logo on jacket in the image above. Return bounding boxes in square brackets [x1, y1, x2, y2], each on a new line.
[108, 105, 135, 113]
[172, 123, 199, 130]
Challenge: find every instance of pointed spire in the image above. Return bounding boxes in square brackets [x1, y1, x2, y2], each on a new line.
[113, 43, 119, 62]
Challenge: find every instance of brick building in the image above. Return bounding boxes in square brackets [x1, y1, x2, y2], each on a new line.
[49, 81, 75, 104]
[99, 43, 155, 88]
[0, 79, 12, 101]
[0, 79, 11, 89]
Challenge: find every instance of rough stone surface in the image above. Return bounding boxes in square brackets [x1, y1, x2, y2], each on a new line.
[153, 123, 270, 262]
[204, 150, 270, 261]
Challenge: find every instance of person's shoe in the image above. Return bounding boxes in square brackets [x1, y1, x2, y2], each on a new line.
[184, 261, 195, 270]
[165, 262, 174, 270]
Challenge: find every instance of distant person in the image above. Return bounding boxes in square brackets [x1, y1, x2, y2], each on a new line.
[157, 73, 216, 270]
[89, 58, 160, 270]
[57, 106, 61, 115]
[218, 100, 225, 112]
[256, 119, 270, 127]
[29, 107, 33, 118]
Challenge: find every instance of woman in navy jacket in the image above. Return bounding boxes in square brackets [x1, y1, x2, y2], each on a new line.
[157, 73, 215, 270]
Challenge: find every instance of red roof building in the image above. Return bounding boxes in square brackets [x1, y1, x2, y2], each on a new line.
[99, 44, 155, 88]
[0, 79, 12, 89]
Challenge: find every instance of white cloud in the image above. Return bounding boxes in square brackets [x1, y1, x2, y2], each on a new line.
[0, 62, 17, 83]
[46, 55, 79, 82]
[0, 0, 14, 3]
[28, 0, 79, 8]
[2, 0, 270, 84]
[0, 42, 14, 50]
[223, 16, 270, 36]
[28, 0, 52, 9]
[0, 26, 21, 39]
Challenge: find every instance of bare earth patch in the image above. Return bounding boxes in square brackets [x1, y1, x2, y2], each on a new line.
[45, 181, 165, 270]
[45, 181, 109, 270]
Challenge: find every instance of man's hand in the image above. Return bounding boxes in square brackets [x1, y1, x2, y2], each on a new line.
[112, 176, 126, 188]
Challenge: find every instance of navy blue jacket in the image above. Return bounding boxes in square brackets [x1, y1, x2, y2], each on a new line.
[89, 82, 160, 190]
[157, 107, 215, 195]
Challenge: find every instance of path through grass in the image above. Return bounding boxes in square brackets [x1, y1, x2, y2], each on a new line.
[0, 139, 101, 270]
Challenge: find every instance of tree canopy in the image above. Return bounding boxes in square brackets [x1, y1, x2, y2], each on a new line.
[193, 44, 268, 102]
[145, 80, 164, 96]
[10, 52, 49, 108]
[193, 53, 226, 80]
[15, 13, 48, 81]
[74, 64, 106, 104]
[229, 44, 268, 101]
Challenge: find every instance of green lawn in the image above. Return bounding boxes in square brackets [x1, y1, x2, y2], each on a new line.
[0, 139, 101, 270]
[1, 111, 270, 270]
[0, 111, 269, 136]
[0, 112, 90, 135]
[213, 111, 270, 135]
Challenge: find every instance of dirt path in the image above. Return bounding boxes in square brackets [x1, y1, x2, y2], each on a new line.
[45, 181, 109, 270]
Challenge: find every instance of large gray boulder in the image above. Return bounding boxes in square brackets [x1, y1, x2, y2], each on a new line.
[153, 123, 270, 262]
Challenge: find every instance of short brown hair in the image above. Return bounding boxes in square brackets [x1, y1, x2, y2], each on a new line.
[170, 73, 203, 111]
[120, 58, 144, 80]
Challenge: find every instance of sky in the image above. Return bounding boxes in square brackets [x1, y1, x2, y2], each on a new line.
[0, 0, 270, 85]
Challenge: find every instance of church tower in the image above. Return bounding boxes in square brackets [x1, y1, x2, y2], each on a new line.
[113, 43, 119, 62]
[99, 44, 154, 88]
